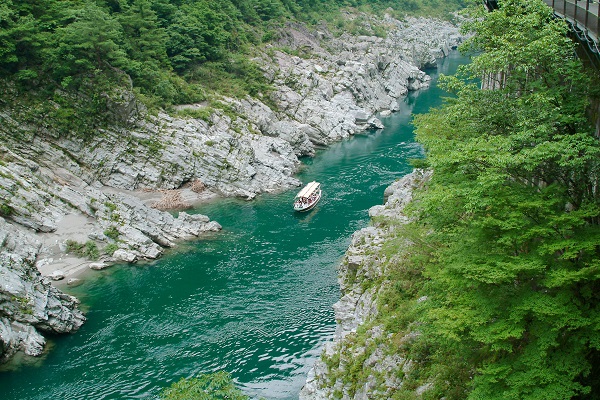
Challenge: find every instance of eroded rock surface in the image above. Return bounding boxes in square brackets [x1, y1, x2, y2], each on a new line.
[300, 170, 433, 399]
[0, 218, 85, 361]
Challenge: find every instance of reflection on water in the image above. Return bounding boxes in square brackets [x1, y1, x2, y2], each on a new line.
[0, 52, 469, 400]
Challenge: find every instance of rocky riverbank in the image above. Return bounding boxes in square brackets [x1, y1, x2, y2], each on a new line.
[0, 217, 85, 362]
[300, 169, 433, 399]
[0, 13, 460, 363]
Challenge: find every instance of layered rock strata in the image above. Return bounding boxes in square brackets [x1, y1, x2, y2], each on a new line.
[300, 169, 433, 399]
[0, 217, 85, 361]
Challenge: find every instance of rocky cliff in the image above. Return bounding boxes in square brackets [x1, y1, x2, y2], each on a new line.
[0, 217, 85, 361]
[0, 14, 459, 363]
[300, 169, 433, 399]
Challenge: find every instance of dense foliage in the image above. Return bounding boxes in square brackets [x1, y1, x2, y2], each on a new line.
[409, 0, 600, 398]
[160, 371, 249, 400]
[0, 0, 465, 111]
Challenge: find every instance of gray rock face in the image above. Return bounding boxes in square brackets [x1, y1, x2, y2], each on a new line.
[0, 218, 85, 361]
[300, 170, 433, 400]
[257, 16, 460, 153]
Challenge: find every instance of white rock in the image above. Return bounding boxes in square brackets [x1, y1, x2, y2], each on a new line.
[367, 117, 384, 130]
[21, 324, 46, 357]
[67, 278, 82, 286]
[89, 262, 109, 270]
[112, 249, 137, 263]
[49, 270, 65, 280]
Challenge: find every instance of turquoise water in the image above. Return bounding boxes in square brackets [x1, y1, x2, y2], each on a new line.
[0, 52, 468, 400]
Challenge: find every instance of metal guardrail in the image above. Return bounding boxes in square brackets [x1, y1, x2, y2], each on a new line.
[542, 0, 600, 54]
[483, 0, 499, 10]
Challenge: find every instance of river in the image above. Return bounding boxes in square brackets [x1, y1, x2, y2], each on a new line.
[0, 51, 468, 400]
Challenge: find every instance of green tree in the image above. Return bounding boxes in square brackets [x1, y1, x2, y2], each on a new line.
[254, 0, 288, 21]
[412, 0, 600, 398]
[118, 0, 169, 67]
[166, 1, 240, 72]
[160, 371, 250, 400]
[0, 1, 18, 67]
[0, 0, 80, 81]
[117, 0, 173, 98]
[48, 2, 127, 83]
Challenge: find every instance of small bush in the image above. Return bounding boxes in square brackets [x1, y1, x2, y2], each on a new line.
[104, 243, 119, 256]
[104, 201, 117, 213]
[104, 226, 120, 240]
[66, 239, 100, 260]
[0, 203, 13, 217]
[176, 107, 213, 122]
[160, 371, 249, 400]
[84, 241, 100, 260]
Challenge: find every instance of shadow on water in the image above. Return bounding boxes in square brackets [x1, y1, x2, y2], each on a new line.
[293, 207, 321, 223]
[0, 51, 470, 400]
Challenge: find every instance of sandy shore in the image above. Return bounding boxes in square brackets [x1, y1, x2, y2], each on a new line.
[35, 213, 100, 279]
[34, 186, 220, 285]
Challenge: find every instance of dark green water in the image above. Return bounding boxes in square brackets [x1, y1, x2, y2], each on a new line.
[0, 52, 468, 400]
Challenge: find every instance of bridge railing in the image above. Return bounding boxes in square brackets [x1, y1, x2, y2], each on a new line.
[543, 0, 599, 48]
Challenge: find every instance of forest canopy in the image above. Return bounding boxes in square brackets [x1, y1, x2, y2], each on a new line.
[0, 0, 466, 109]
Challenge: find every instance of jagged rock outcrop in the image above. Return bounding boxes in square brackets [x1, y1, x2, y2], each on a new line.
[251, 16, 461, 155]
[0, 217, 85, 362]
[0, 145, 221, 262]
[300, 169, 433, 399]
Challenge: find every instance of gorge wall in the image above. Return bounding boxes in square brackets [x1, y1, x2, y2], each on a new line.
[0, 14, 460, 363]
[300, 169, 433, 399]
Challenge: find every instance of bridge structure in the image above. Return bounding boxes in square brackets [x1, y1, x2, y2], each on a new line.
[542, 0, 600, 56]
[482, 0, 600, 136]
[484, 1, 600, 57]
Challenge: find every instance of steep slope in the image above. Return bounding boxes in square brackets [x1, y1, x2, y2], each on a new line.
[300, 170, 432, 399]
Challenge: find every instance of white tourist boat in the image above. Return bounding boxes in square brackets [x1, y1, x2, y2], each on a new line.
[293, 181, 321, 212]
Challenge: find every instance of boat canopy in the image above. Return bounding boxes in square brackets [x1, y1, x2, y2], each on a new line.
[295, 181, 320, 199]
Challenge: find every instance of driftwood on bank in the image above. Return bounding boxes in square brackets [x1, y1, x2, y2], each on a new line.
[151, 190, 190, 210]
